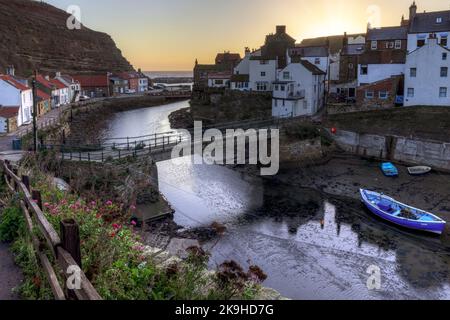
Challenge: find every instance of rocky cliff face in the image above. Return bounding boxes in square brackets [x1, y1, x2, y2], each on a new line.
[0, 0, 134, 76]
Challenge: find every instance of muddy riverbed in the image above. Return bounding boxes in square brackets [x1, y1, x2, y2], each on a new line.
[105, 102, 450, 300]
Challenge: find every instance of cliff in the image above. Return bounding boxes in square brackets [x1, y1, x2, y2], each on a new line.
[0, 0, 134, 76]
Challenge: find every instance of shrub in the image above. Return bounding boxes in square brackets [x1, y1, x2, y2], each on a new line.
[0, 203, 24, 242]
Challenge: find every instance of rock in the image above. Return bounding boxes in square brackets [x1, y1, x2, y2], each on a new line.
[0, 0, 133, 75]
[53, 177, 70, 192]
[166, 238, 201, 259]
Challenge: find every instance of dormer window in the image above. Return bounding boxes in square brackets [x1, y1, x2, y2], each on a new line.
[436, 17, 443, 24]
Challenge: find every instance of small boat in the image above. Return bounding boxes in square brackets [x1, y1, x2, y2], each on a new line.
[360, 189, 446, 235]
[408, 166, 432, 175]
[381, 162, 399, 177]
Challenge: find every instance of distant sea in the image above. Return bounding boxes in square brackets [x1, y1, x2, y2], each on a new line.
[144, 71, 193, 79]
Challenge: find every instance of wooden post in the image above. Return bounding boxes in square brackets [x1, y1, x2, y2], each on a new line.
[22, 175, 30, 191]
[60, 219, 82, 268]
[32, 190, 43, 210]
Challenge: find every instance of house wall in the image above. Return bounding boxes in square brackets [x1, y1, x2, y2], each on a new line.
[356, 77, 400, 108]
[272, 63, 325, 117]
[407, 33, 450, 53]
[208, 78, 230, 88]
[368, 39, 407, 51]
[404, 41, 450, 107]
[357, 64, 404, 85]
[302, 56, 329, 74]
[249, 59, 277, 91]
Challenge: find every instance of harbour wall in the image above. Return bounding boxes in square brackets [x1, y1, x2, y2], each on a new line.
[330, 129, 450, 171]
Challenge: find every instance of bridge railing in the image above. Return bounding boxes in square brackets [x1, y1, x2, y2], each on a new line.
[1, 160, 102, 300]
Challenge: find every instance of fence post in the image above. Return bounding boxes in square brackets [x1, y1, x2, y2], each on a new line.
[32, 190, 43, 210]
[60, 218, 82, 268]
[127, 137, 130, 150]
[22, 175, 30, 191]
[88, 153, 90, 162]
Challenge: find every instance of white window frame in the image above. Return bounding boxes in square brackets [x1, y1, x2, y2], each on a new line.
[441, 67, 448, 77]
[379, 91, 389, 99]
[407, 88, 414, 98]
[365, 90, 374, 99]
[439, 87, 447, 98]
[371, 41, 377, 50]
[395, 40, 402, 49]
[410, 68, 417, 77]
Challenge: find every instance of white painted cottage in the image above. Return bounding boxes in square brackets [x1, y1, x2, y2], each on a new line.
[0, 74, 32, 126]
[249, 56, 277, 92]
[272, 59, 326, 118]
[404, 36, 450, 107]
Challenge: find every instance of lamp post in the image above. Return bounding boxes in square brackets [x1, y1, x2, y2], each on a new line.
[32, 72, 38, 152]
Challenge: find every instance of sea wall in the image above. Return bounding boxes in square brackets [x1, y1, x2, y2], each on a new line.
[330, 129, 450, 171]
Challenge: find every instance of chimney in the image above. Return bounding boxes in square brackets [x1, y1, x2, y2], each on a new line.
[343, 32, 348, 47]
[6, 65, 15, 76]
[429, 33, 438, 45]
[409, 1, 417, 21]
[245, 47, 251, 57]
[276, 25, 286, 34]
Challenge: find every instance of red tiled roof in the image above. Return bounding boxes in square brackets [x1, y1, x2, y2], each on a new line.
[72, 74, 109, 87]
[50, 79, 67, 89]
[35, 75, 54, 89]
[0, 107, 20, 119]
[37, 89, 51, 100]
[208, 71, 232, 79]
[0, 75, 29, 91]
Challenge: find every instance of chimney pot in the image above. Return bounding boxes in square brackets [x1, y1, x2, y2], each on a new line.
[276, 25, 286, 34]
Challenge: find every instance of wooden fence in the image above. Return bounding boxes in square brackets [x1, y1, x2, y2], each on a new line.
[1, 160, 102, 300]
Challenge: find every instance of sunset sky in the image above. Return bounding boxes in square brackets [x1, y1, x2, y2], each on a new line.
[44, 0, 448, 71]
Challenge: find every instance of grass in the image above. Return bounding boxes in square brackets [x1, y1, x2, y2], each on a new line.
[324, 106, 450, 141]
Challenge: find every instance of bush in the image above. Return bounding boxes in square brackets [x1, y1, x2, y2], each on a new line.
[0, 204, 24, 242]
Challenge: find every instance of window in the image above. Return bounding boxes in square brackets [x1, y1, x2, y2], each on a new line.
[437, 17, 443, 24]
[314, 85, 317, 93]
[371, 41, 377, 50]
[280, 85, 285, 91]
[417, 39, 426, 47]
[441, 37, 448, 47]
[407, 88, 415, 98]
[441, 67, 448, 77]
[261, 71, 266, 77]
[274, 85, 279, 91]
[365, 91, 374, 99]
[260, 60, 268, 65]
[283, 72, 290, 80]
[439, 87, 447, 98]
[360, 65, 368, 75]
[257, 83, 267, 91]
[395, 40, 402, 49]
[410, 68, 417, 77]
[379, 91, 388, 99]
[443, 53, 448, 60]
[314, 58, 321, 65]
[274, 99, 278, 107]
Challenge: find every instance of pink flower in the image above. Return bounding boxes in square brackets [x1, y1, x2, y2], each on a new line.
[106, 200, 113, 206]
[44, 202, 50, 208]
[90, 201, 97, 206]
[131, 220, 137, 226]
[130, 205, 137, 211]
[112, 223, 121, 230]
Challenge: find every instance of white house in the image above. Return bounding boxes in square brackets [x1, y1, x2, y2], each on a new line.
[50, 79, 70, 106]
[249, 57, 277, 92]
[288, 46, 329, 76]
[404, 36, 450, 107]
[207, 72, 231, 88]
[231, 48, 261, 91]
[54, 73, 81, 103]
[272, 59, 326, 118]
[407, 2, 450, 53]
[0, 74, 32, 126]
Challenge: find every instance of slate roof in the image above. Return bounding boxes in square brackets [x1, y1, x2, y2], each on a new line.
[366, 26, 407, 41]
[300, 33, 366, 54]
[359, 50, 406, 64]
[290, 46, 328, 57]
[207, 71, 232, 79]
[298, 60, 326, 75]
[230, 74, 249, 82]
[409, 10, 450, 33]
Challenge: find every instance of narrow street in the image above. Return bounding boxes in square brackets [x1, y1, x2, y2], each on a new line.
[0, 242, 22, 300]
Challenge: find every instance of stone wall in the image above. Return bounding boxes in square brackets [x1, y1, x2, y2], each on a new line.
[330, 129, 450, 171]
[327, 103, 394, 115]
[280, 137, 323, 165]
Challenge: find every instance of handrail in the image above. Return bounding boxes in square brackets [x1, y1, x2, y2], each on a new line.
[1, 160, 102, 300]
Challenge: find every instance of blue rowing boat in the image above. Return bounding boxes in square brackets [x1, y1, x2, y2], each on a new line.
[381, 162, 399, 177]
[360, 189, 446, 235]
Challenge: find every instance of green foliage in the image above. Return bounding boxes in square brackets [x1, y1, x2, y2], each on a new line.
[0, 203, 24, 242]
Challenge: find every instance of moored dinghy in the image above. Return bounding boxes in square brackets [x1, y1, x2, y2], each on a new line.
[408, 166, 432, 175]
[360, 189, 446, 235]
[381, 162, 399, 177]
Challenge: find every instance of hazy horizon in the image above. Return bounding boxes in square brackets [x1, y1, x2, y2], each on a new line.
[42, 0, 449, 71]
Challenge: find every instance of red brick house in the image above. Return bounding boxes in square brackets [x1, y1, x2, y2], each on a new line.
[356, 75, 404, 108]
[72, 74, 110, 98]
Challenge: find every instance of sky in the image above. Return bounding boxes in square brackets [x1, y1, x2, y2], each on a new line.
[42, 0, 449, 71]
